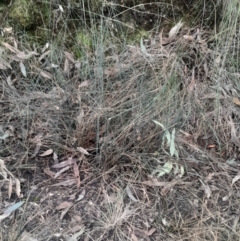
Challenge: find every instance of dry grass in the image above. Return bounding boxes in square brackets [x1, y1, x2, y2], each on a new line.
[1, 0, 240, 240]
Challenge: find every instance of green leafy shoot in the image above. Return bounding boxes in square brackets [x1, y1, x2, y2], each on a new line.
[153, 120, 178, 159]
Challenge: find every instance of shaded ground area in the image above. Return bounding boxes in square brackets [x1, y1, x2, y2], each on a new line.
[1, 1, 240, 241]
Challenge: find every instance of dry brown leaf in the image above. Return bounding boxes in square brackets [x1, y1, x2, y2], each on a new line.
[33, 65, 53, 80]
[53, 152, 58, 164]
[77, 147, 89, 155]
[161, 38, 171, 45]
[6, 76, 15, 89]
[209, 185, 219, 191]
[76, 109, 84, 124]
[148, 228, 156, 236]
[200, 180, 211, 198]
[126, 185, 138, 202]
[205, 173, 215, 182]
[203, 61, 208, 76]
[52, 157, 74, 168]
[20, 62, 27, 77]
[63, 59, 69, 73]
[8, 177, 13, 199]
[233, 215, 240, 232]
[52, 179, 76, 187]
[60, 207, 71, 220]
[7, 125, 15, 133]
[76, 189, 86, 201]
[162, 218, 171, 227]
[232, 171, 240, 185]
[201, 93, 225, 100]
[16, 51, 38, 60]
[142, 179, 168, 187]
[222, 195, 229, 201]
[58, 202, 74, 220]
[183, 35, 195, 41]
[75, 61, 81, 69]
[41, 42, 49, 53]
[0, 159, 8, 179]
[54, 166, 71, 179]
[188, 68, 195, 93]
[39, 70, 53, 80]
[233, 97, 240, 106]
[64, 51, 75, 63]
[169, 20, 183, 38]
[31, 133, 43, 143]
[13, 38, 18, 49]
[78, 80, 89, 89]
[72, 215, 82, 223]
[73, 161, 80, 188]
[32, 140, 41, 157]
[1, 42, 20, 53]
[39, 149, 53, 157]
[158, 29, 171, 46]
[214, 55, 221, 65]
[131, 233, 139, 241]
[43, 168, 56, 178]
[39, 50, 51, 62]
[15, 178, 21, 197]
[55, 201, 73, 210]
[3, 27, 12, 34]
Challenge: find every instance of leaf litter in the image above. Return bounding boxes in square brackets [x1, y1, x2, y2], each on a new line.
[1, 12, 240, 241]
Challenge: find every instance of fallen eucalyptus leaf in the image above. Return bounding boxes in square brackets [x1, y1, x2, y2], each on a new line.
[39, 149, 53, 157]
[0, 201, 25, 221]
[126, 185, 138, 202]
[169, 20, 183, 38]
[20, 62, 27, 77]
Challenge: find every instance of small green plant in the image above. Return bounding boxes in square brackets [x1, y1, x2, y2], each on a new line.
[153, 120, 178, 159]
[152, 120, 183, 178]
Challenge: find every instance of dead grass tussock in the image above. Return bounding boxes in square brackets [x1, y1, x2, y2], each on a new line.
[1, 0, 240, 240]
